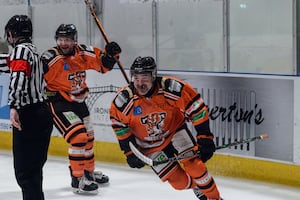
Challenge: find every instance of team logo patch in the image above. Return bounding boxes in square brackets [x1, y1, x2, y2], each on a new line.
[133, 106, 142, 115]
[153, 151, 168, 162]
[64, 62, 68, 70]
[141, 112, 166, 137]
[63, 111, 81, 124]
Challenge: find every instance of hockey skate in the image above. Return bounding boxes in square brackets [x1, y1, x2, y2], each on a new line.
[71, 175, 99, 194]
[193, 186, 208, 200]
[193, 186, 224, 200]
[69, 166, 98, 194]
[84, 170, 110, 184]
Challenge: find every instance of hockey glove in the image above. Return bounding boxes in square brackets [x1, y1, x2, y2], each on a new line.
[102, 41, 122, 69]
[105, 41, 121, 58]
[126, 153, 145, 169]
[197, 137, 216, 163]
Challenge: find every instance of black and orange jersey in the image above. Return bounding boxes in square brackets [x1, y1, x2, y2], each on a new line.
[110, 75, 213, 156]
[41, 44, 111, 102]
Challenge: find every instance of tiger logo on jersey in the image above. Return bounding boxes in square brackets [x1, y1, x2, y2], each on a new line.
[141, 112, 166, 137]
[67, 70, 88, 103]
[68, 70, 86, 94]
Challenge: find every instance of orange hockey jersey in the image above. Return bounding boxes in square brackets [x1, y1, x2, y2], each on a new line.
[41, 44, 111, 102]
[110, 76, 212, 156]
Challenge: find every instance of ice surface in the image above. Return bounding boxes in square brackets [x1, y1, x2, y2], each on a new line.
[0, 151, 299, 200]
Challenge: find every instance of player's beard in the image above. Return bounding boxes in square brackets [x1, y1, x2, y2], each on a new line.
[57, 42, 76, 56]
[60, 46, 74, 56]
[136, 84, 150, 95]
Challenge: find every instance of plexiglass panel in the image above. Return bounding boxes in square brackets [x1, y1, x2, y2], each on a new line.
[229, 0, 294, 75]
[103, 0, 154, 68]
[0, 0, 295, 74]
[157, 0, 224, 71]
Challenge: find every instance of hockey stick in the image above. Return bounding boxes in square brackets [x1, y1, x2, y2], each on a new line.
[83, 0, 130, 84]
[129, 133, 269, 166]
[215, 133, 268, 150]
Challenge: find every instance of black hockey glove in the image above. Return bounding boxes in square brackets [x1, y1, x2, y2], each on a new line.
[197, 137, 216, 163]
[126, 154, 145, 169]
[105, 41, 121, 58]
[102, 41, 122, 69]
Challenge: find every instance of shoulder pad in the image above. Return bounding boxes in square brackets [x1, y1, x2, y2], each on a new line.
[41, 48, 59, 64]
[161, 76, 184, 96]
[78, 44, 94, 53]
[113, 86, 134, 112]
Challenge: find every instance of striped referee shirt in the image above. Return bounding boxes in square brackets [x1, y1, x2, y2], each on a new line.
[0, 53, 9, 73]
[8, 41, 47, 109]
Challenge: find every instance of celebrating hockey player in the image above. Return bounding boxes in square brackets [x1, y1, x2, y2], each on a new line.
[41, 24, 121, 194]
[110, 56, 223, 200]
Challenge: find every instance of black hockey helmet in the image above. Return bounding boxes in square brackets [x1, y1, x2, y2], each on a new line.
[55, 24, 77, 41]
[5, 15, 32, 38]
[130, 56, 157, 80]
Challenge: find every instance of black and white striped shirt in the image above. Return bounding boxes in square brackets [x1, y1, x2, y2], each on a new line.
[8, 42, 47, 109]
[0, 53, 9, 73]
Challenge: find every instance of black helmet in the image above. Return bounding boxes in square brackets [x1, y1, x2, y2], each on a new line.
[130, 56, 157, 80]
[5, 15, 32, 38]
[55, 24, 77, 41]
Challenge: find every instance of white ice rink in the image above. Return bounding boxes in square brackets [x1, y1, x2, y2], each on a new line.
[0, 150, 299, 200]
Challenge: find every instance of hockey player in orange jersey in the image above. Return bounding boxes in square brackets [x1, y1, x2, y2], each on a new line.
[110, 56, 223, 200]
[41, 24, 121, 194]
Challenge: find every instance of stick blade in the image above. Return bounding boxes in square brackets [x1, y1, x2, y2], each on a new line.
[260, 133, 269, 139]
[129, 142, 153, 166]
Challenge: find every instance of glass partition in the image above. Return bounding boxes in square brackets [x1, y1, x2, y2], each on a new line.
[229, 0, 294, 75]
[0, 0, 296, 75]
[157, 0, 224, 71]
[103, 0, 154, 68]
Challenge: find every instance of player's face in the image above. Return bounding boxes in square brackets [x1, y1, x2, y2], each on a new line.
[133, 73, 153, 95]
[56, 37, 76, 55]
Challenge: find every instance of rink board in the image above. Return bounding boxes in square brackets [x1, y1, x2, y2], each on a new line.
[1, 70, 300, 189]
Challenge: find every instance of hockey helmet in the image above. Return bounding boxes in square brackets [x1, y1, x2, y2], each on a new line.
[130, 56, 157, 80]
[5, 15, 32, 38]
[55, 24, 77, 41]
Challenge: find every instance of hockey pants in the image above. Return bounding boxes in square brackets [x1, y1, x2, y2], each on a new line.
[150, 125, 220, 199]
[49, 101, 95, 177]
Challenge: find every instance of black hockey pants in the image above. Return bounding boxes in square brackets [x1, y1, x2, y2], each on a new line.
[12, 102, 53, 200]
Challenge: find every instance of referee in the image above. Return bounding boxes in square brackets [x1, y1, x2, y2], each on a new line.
[5, 15, 53, 200]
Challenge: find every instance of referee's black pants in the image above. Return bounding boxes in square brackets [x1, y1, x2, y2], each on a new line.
[12, 102, 53, 200]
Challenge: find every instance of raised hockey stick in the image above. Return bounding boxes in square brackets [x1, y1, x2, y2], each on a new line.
[129, 133, 269, 166]
[83, 0, 130, 84]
